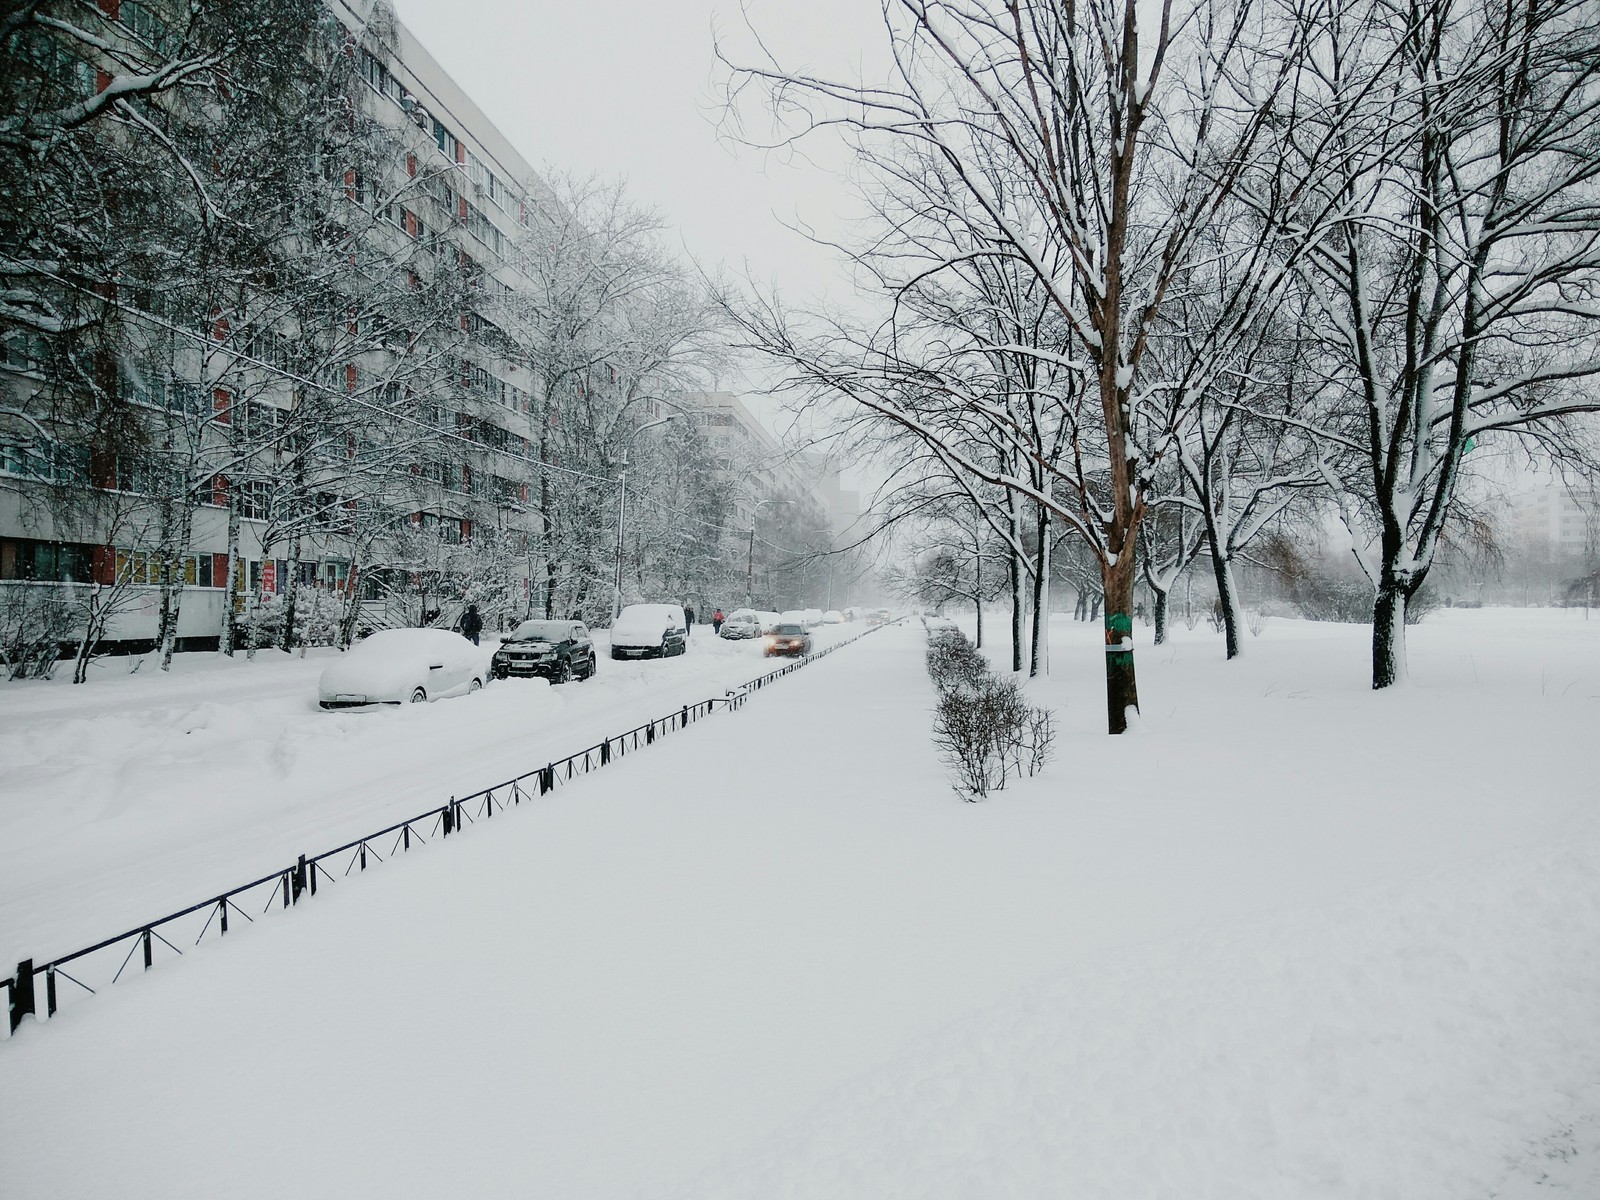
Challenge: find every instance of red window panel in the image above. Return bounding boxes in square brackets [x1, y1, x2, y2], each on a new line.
[212, 554, 229, 588]
[455, 144, 466, 165]
[211, 474, 229, 506]
[406, 153, 417, 178]
[213, 389, 231, 425]
[343, 169, 357, 201]
[90, 449, 115, 489]
[261, 559, 277, 594]
[92, 546, 116, 586]
[461, 463, 472, 492]
[460, 519, 472, 543]
[519, 482, 528, 503]
[345, 364, 357, 393]
[97, 0, 121, 16]
[96, 68, 112, 93]
[458, 196, 468, 222]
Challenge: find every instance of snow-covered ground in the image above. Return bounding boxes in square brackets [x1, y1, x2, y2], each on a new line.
[2, 607, 1598, 1197]
[0, 622, 856, 967]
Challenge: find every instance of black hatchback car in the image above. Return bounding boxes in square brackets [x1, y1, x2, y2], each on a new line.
[491, 619, 596, 683]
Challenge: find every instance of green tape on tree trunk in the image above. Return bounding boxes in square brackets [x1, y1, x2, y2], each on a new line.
[1104, 611, 1133, 662]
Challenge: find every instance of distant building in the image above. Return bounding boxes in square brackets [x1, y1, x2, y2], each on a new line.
[1510, 485, 1599, 559]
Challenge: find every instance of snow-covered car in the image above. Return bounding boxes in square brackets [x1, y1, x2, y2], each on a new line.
[318, 628, 488, 708]
[609, 603, 688, 659]
[866, 607, 892, 626]
[803, 608, 824, 629]
[779, 608, 812, 631]
[764, 622, 813, 658]
[492, 619, 595, 682]
[924, 614, 959, 632]
[718, 609, 764, 639]
[821, 609, 845, 624]
[756, 610, 781, 633]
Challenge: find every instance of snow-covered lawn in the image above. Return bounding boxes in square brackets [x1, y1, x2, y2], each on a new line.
[2, 608, 1597, 1197]
[0, 623, 856, 966]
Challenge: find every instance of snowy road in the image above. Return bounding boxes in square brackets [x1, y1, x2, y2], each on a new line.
[0, 622, 861, 965]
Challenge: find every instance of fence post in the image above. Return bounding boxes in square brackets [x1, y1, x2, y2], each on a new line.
[45, 965, 56, 1017]
[141, 929, 153, 971]
[292, 855, 307, 904]
[442, 799, 454, 838]
[681, 704, 689, 729]
[8, 960, 34, 1033]
[219, 899, 229, 936]
[600, 739, 611, 766]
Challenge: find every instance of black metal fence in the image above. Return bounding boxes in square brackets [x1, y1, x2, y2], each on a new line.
[4, 623, 892, 1038]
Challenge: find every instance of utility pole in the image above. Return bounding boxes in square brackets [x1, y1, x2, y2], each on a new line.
[611, 413, 686, 621]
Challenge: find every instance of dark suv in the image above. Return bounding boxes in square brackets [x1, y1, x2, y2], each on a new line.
[491, 620, 596, 683]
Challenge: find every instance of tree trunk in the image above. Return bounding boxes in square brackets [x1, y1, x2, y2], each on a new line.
[220, 500, 241, 656]
[1029, 505, 1051, 677]
[1210, 548, 1242, 660]
[1100, 552, 1141, 734]
[280, 533, 303, 652]
[1009, 548, 1025, 673]
[1153, 587, 1168, 646]
[1371, 579, 1409, 689]
[73, 584, 103, 684]
[1203, 512, 1242, 660]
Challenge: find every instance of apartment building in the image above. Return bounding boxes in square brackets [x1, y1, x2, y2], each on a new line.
[1510, 485, 1600, 560]
[0, 1, 560, 647]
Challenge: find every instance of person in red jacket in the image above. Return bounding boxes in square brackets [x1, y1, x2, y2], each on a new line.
[712, 608, 725, 633]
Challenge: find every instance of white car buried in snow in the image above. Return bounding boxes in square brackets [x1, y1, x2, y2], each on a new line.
[318, 628, 489, 709]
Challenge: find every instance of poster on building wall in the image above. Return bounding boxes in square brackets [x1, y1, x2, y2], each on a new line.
[262, 559, 276, 595]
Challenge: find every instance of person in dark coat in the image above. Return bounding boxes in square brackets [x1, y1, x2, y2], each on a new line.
[684, 603, 696, 635]
[712, 608, 725, 633]
[460, 603, 483, 646]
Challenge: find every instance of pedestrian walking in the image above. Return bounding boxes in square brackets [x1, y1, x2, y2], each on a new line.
[684, 603, 696, 635]
[712, 608, 725, 633]
[460, 603, 483, 646]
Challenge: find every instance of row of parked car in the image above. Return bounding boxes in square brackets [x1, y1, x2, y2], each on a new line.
[315, 602, 896, 709]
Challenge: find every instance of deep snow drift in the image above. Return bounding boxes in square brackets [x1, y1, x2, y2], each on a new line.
[1, 608, 1597, 1197]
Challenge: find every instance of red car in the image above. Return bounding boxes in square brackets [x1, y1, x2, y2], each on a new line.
[764, 623, 813, 657]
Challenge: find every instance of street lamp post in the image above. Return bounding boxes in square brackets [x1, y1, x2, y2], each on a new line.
[746, 497, 791, 608]
[613, 413, 688, 620]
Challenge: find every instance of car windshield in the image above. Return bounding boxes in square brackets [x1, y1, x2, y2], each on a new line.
[774, 624, 804, 635]
[508, 621, 568, 642]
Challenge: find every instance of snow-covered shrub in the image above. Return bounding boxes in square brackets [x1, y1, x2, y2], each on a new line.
[293, 586, 342, 648]
[0, 585, 75, 680]
[925, 627, 1055, 800]
[925, 628, 986, 691]
[242, 592, 285, 652]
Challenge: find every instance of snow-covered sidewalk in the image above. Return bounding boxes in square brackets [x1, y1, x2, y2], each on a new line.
[2, 611, 1598, 1197]
[0, 623, 853, 965]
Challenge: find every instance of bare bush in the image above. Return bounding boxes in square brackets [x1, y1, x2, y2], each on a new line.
[926, 627, 1056, 799]
[1246, 608, 1269, 637]
[0, 586, 75, 680]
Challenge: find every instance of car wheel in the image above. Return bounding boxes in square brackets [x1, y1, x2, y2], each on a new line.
[553, 659, 572, 684]
[579, 656, 595, 680]
[469, 677, 482, 693]
[410, 687, 427, 704]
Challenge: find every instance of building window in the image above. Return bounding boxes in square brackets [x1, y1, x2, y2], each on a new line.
[0, 538, 94, 583]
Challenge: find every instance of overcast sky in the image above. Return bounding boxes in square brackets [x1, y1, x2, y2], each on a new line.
[391, 0, 881, 312]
